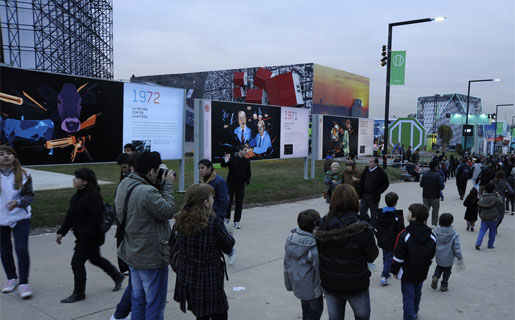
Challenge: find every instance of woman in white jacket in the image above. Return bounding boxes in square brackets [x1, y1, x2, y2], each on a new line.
[0, 146, 34, 299]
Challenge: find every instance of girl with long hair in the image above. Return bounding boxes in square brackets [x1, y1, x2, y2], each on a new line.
[174, 184, 235, 320]
[56, 168, 124, 303]
[315, 184, 379, 320]
[0, 146, 34, 298]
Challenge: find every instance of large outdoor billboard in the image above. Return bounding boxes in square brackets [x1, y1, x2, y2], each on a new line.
[321, 115, 359, 159]
[312, 64, 370, 118]
[201, 100, 309, 162]
[0, 66, 123, 165]
[1, 66, 186, 164]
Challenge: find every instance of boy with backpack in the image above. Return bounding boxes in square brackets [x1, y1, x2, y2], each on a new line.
[431, 213, 463, 292]
[391, 203, 436, 320]
[284, 209, 323, 320]
[375, 192, 404, 286]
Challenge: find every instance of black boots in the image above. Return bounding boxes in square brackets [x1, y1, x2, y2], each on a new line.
[113, 273, 125, 292]
[61, 293, 85, 303]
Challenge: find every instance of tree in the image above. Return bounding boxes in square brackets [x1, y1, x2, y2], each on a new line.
[438, 125, 453, 152]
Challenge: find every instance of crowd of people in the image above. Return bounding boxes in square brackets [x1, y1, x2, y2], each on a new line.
[1, 143, 513, 320]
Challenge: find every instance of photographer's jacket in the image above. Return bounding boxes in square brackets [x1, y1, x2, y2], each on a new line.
[115, 173, 175, 269]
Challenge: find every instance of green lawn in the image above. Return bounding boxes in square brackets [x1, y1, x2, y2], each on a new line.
[29, 157, 401, 229]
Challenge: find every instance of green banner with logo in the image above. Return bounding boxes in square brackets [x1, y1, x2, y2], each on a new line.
[390, 51, 406, 85]
[496, 122, 504, 136]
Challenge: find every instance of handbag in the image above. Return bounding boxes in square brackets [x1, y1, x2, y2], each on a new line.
[115, 184, 139, 273]
[100, 202, 116, 233]
[169, 224, 180, 272]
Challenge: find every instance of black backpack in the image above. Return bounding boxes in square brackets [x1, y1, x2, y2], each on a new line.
[100, 202, 116, 233]
[460, 165, 471, 180]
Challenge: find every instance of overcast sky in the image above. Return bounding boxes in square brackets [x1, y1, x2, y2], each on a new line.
[113, 0, 514, 121]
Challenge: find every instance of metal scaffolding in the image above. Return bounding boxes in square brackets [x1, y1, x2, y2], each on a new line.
[0, 0, 113, 79]
[417, 93, 483, 146]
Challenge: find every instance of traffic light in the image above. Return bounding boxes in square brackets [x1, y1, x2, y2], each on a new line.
[380, 45, 388, 67]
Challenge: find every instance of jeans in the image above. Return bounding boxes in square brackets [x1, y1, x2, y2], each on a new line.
[432, 265, 452, 286]
[422, 198, 440, 226]
[360, 194, 379, 226]
[300, 295, 324, 320]
[114, 272, 132, 319]
[381, 249, 394, 278]
[71, 246, 120, 294]
[0, 219, 31, 284]
[130, 266, 168, 320]
[324, 288, 370, 320]
[401, 281, 423, 320]
[476, 220, 497, 248]
[226, 183, 245, 223]
[506, 197, 514, 212]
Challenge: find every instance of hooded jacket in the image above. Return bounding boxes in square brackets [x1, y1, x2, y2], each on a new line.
[114, 173, 175, 269]
[315, 212, 379, 295]
[283, 228, 322, 300]
[375, 208, 405, 251]
[434, 226, 463, 267]
[391, 222, 436, 283]
[478, 192, 503, 222]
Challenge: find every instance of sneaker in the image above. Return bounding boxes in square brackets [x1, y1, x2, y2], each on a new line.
[110, 314, 131, 320]
[488, 246, 495, 249]
[224, 218, 230, 224]
[440, 285, 448, 292]
[18, 284, 32, 299]
[234, 222, 241, 229]
[228, 249, 236, 265]
[475, 245, 480, 250]
[60, 293, 85, 303]
[431, 277, 438, 289]
[2, 279, 17, 293]
[380, 276, 388, 286]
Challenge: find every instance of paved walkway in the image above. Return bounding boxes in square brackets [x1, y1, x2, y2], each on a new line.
[1, 179, 514, 320]
[28, 168, 112, 191]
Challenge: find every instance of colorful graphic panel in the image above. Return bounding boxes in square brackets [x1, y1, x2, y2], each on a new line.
[322, 115, 359, 158]
[0, 66, 123, 165]
[313, 64, 369, 118]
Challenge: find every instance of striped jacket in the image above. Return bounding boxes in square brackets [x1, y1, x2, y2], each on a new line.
[391, 222, 436, 283]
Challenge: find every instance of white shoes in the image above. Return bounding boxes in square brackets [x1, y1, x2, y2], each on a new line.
[2, 279, 17, 293]
[18, 284, 32, 299]
[110, 314, 131, 320]
[234, 222, 241, 229]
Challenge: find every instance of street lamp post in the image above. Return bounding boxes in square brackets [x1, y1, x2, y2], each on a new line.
[382, 17, 445, 168]
[464, 79, 500, 153]
[495, 103, 514, 138]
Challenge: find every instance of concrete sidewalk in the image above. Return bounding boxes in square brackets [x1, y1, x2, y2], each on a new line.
[1, 179, 514, 320]
[28, 168, 113, 191]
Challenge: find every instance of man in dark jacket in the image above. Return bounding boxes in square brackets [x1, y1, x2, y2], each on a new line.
[478, 161, 496, 196]
[391, 203, 436, 320]
[455, 158, 471, 200]
[222, 144, 251, 229]
[198, 159, 230, 221]
[359, 157, 390, 225]
[420, 161, 445, 226]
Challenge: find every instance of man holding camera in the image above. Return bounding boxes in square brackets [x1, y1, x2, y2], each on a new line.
[115, 151, 176, 320]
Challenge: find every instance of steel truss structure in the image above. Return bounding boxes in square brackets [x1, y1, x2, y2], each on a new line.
[417, 93, 483, 146]
[0, 0, 113, 79]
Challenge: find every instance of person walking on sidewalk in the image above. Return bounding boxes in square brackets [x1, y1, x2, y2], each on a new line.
[57, 168, 124, 303]
[222, 144, 251, 229]
[315, 184, 379, 320]
[463, 188, 479, 231]
[455, 158, 471, 200]
[430, 213, 463, 292]
[115, 151, 176, 319]
[419, 161, 445, 227]
[475, 183, 504, 250]
[0, 146, 35, 299]
[391, 203, 436, 320]
[173, 184, 235, 320]
[358, 157, 389, 225]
